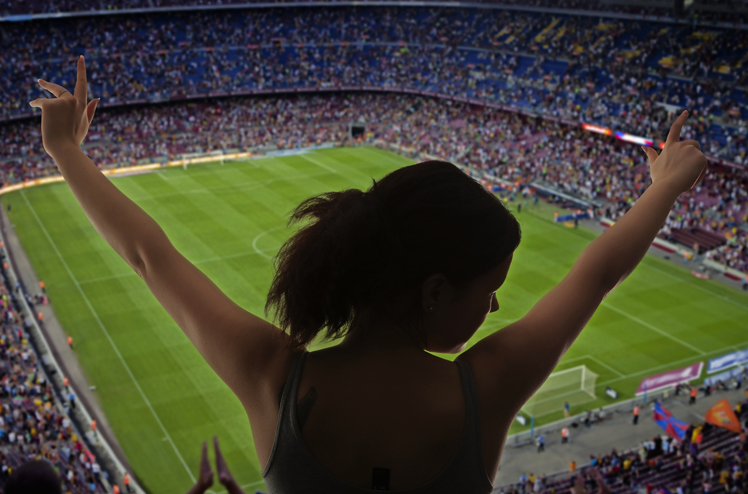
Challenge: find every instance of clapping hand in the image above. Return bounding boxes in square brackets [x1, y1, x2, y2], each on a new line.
[187, 436, 246, 494]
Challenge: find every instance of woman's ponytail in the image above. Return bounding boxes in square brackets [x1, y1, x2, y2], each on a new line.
[266, 186, 390, 349]
[266, 160, 521, 350]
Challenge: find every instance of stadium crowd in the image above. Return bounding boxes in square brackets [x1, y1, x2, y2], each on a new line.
[3, 90, 748, 273]
[500, 395, 748, 494]
[0, 249, 108, 493]
[3, 0, 747, 23]
[2, 7, 747, 165]
[0, 3, 745, 493]
[7, 89, 746, 275]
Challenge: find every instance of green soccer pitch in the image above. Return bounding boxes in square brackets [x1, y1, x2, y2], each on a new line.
[3, 146, 748, 493]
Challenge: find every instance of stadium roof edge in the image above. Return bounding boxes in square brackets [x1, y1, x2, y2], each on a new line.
[1, 1, 747, 30]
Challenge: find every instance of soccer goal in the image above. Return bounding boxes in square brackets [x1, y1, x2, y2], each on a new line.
[521, 365, 599, 418]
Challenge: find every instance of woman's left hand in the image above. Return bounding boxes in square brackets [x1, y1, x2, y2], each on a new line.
[29, 55, 100, 160]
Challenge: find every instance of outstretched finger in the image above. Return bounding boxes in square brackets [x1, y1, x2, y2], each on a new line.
[640, 145, 658, 164]
[38, 79, 72, 99]
[213, 435, 223, 460]
[201, 440, 208, 462]
[665, 110, 689, 146]
[74, 55, 87, 106]
[87, 99, 100, 126]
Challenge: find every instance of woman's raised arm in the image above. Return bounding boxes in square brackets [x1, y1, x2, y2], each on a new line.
[29, 56, 297, 412]
[459, 110, 708, 423]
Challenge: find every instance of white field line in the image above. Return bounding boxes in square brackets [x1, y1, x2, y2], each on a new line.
[604, 302, 706, 356]
[299, 153, 337, 173]
[645, 262, 748, 312]
[596, 336, 748, 389]
[587, 354, 626, 378]
[252, 226, 285, 260]
[78, 248, 276, 285]
[21, 191, 197, 483]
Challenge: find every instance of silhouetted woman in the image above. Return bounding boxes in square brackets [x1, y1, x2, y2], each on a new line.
[30, 57, 707, 492]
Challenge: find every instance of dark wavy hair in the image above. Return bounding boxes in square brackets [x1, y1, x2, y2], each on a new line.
[266, 160, 521, 349]
[6, 460, 62, 494]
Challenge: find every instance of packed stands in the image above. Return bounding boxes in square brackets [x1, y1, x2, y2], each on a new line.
[1, 7, 746, 165]
[3, 0, 748, 22]
[2, 89, 747, 274]
[1, 5, 746, 271]
[498, 400, 748, 494]
[0, 251, 108, 493]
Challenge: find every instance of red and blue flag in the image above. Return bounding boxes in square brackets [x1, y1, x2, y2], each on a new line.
[653, 402, 689, 441]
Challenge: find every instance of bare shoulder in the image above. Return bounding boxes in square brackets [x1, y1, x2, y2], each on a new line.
[456, 338, 517, 419]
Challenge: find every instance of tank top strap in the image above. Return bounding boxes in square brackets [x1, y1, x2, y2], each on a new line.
[454, 359, 491, 485]
[261, 350, 308, 478]
[454, 359, 478, 430]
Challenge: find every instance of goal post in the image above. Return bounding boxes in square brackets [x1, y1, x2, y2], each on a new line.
[521, 365, 599, 418]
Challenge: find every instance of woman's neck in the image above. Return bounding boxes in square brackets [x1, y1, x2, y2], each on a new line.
[336, 323, 425, 356]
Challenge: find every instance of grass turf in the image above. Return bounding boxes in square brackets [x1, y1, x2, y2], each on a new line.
[3, 146, 748, 493]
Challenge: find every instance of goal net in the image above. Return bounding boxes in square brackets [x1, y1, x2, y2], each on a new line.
[521, 365, 598, 418]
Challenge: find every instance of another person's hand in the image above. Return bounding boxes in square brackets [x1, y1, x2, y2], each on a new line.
[641, 110, 708, 195]
[29, 56, 100, 160]
[588, 467, 612, 494]
[199, 440, 215, 489]
[185, 441, 215, 494]
[214, 435, 241, 490]
[572, 473, 586, 494]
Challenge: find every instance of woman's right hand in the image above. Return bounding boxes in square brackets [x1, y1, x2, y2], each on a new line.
[641, 110, 708, 195]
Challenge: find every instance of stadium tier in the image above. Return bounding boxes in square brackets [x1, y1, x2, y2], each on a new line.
[2, 1, 748, 493]
[1, 6, 746, 164]
[6, 87, 746, 275]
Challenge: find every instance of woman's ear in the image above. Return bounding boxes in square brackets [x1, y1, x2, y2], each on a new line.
[421, 274, 448, 313]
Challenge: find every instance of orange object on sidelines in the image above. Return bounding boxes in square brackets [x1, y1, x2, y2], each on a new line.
[91, 419, 97, 432]
[113, 485, 121, 494]
[705, 399, 745, 439]
[37, 312, 43, 322]
[124, 473, 131, 486]
[39, 280, 45, 290]
[67, 336, 73, 347]
[63, 376, 69, 387]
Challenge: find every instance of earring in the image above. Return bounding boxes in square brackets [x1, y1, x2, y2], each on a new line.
[427, 306, 434, 312]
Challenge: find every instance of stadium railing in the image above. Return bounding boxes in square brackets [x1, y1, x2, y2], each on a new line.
[0, 216, 144, 493]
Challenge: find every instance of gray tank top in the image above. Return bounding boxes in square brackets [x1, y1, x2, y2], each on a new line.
[261, 351, 494, 493]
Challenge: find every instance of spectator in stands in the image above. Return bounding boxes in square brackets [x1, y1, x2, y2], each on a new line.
[0, 265, 107, 493]
[29, 54, 710, 491]
[4, 459, 62, 494]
